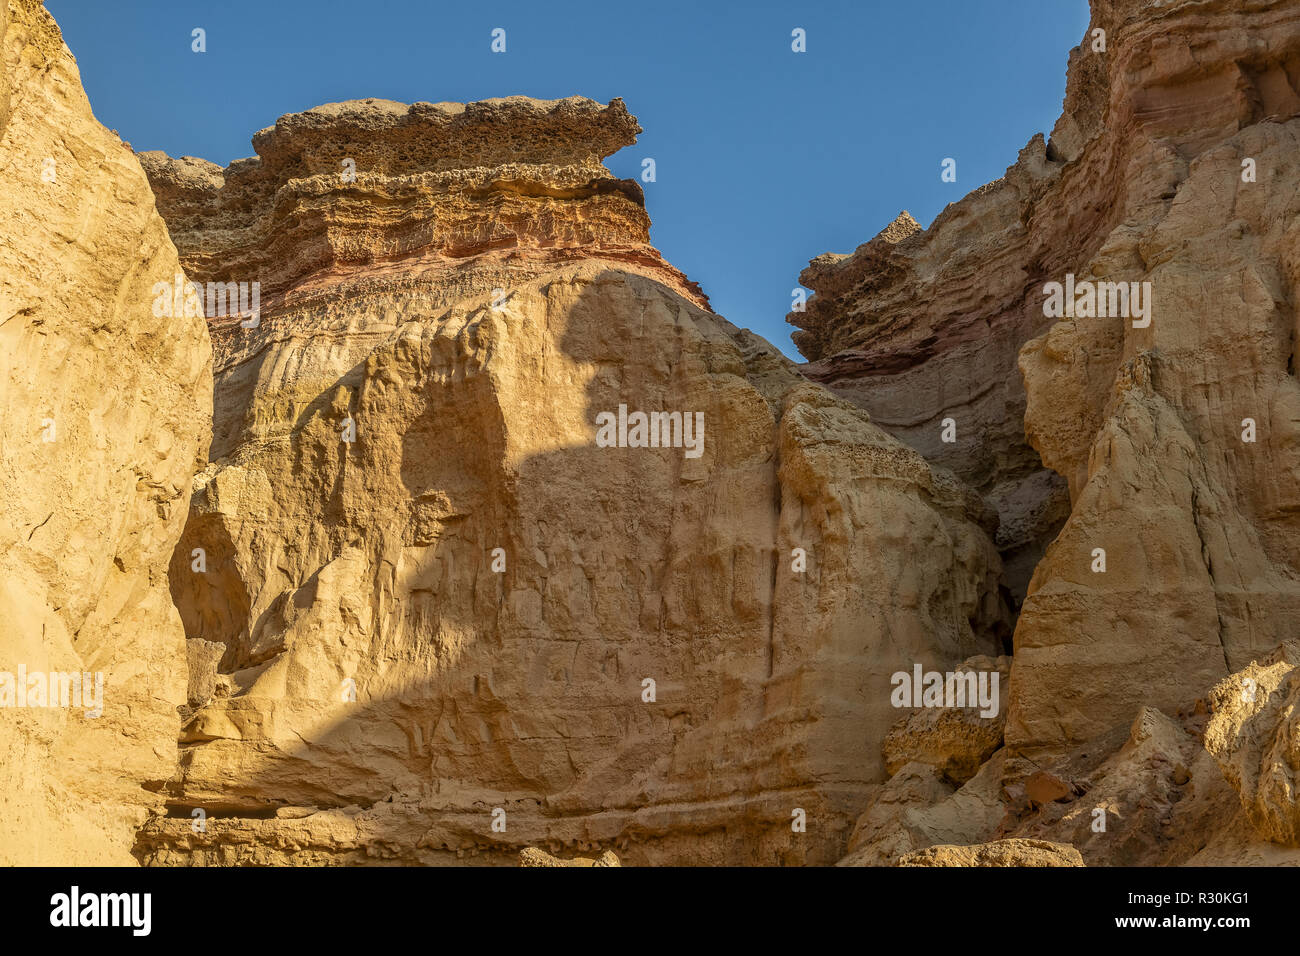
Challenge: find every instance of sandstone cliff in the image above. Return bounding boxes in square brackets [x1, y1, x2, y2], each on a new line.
[0, 0, 212, 864]
[6, 0, 1300, 869]
[799, 0, 1300, 866]
[132, 96, 1009, 865]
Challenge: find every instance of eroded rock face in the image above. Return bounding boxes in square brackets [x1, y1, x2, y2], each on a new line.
[837, 754, 1009, 867]
[519, 847, 620, 867]
[134, 96, 1009, 866]
[793, 0, 1300, 762]
[0, 0, 211, 864]
[896, 838, 1084, 868]
[794, 180, 1072, 611]
[821, 0, 1300, 869]
[881, 655, 1010, 785]
[12, 0, 1298, 869]
[998, 707, 1231, 866]
[1205, 642, 1300, 846]
[1010, 0, 1300, 758]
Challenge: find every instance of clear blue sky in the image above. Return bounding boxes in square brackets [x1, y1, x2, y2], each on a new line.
[48, 0, 1089, 359]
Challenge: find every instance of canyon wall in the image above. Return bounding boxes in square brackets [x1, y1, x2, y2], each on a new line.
[0, 0, 211, 864]
[133, 96, 1009, 865]
[5, 0, 1299, 867]
[1009, 0, 1300, 758]
[796, 0, 1300, 864]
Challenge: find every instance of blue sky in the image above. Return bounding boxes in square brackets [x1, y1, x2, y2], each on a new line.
[48, 0, 1089, 359]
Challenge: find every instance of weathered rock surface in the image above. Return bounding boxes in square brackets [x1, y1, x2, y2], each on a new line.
[896, 838, 1084, 867]
[837, 753, 1009, 867]
[1205, 642, 1300, 846]
[795, 188, 1072, 612]
[9, 0, 1300, 869]
[519, 846, 620, 867]
[828, 0, 1300, 868]
[133, 94, 1009, 866]
[794, 0, 1300, 762]
[843, 649, 1300, 867]
[882, 654, 1010, 784]
[1000, 706, 1226, 866]
[0, 0, 211, 864]
[1009, 0, 1300, 759]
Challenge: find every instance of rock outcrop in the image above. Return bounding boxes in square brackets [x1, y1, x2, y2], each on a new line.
[132, 95, 1009, 866]
[519, 846, 620, 867]
[793, 0, 1300, 770]
[1205, 642, 1300, 847]
[8, 0, 1300, 869]
[0, 0, 211, 864]
[896, 838, 1084, 867]
[814, 0, 1300, 868]
[794, 194, 1072, 611]
[881, 654, 1010, 785]
[836, 754, 1010, 867]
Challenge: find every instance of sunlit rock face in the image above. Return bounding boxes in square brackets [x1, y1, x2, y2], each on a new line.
[792, 0, 1300, 759]
[0, 0, 212, 864]
[135, 95, 1008, 865]
[819, 0, 1300, 868]
[1008, 0, 1300, 759]
[10, 0, 1298, 869]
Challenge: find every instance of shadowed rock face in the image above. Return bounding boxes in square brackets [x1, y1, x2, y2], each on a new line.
[7, 0, 1300, 869]
[134, 94, 1010, 866]
[795, 163, 1072, 612]
[0, 0, 212, 864]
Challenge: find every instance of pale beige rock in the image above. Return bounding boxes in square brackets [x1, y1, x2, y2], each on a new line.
[896, 838, 1084, 867]
[1185, 813, 1300, 866]
[1008, 0, 1300, 758]
[0, 0, 211, 864]
[1205, 642, 1300, 846]
[12, 0, 1299, 869]
[838, 751, 1009, 867]
[1003, 707, 1218, 865]
[792, 0, 1300, 765]
[882, 655, 1010, 784]
[132, 95, 1008, 866]
[836, 764, 952, 867]
[849, 682, 1300, 866]
[802, 0, 1300, 867]
[519, 847, 620, 867]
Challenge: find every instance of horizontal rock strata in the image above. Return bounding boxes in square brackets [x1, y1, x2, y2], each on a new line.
[134, 95, 1010, 865]
[794, 0, 1300, 761]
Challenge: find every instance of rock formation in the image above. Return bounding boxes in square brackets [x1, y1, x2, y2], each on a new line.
[5, 0, 1300, 868]
[130, 95, 1008, 866]
[0, 0, 212, 864]
[895, 838, 1085, 867]
[518, 846, 620, 867]
[1205, 642, 1300, 847]
[881, 654, 1010, 785]
[802, 0, 1300, 866]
